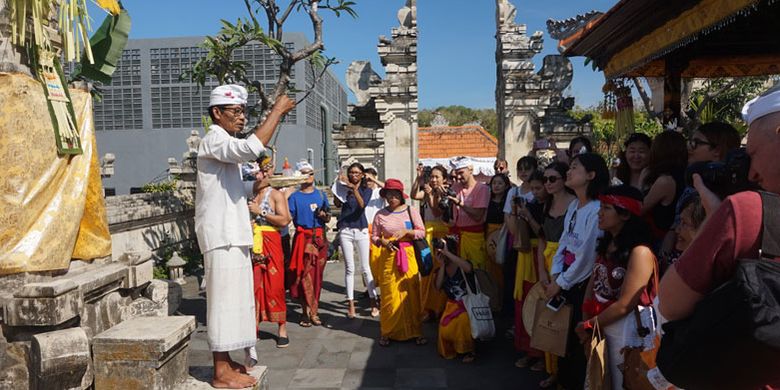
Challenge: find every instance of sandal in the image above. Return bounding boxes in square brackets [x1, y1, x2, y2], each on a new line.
[299, 319, 312, 328]
[539, 375, 557, 389]
[310, 315, 322, 326]
[370, 307, 380, 318]
[378, 337, 391, 347]
[514, 356, 532, 368]
[462, 353, 476, 363]
[415, 337, 428, 346]
[530, 360, 546, 372]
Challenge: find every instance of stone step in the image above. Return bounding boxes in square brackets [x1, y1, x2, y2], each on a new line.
[92, 316, 196, 390]
[177, 366, 269, 390]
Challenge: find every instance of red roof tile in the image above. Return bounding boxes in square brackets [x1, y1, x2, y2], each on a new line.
[418, 125, 498, 159]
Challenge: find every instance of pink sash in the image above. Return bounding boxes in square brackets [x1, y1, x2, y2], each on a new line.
[395, 241, 411, 273]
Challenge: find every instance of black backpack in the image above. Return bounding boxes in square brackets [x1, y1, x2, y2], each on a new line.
[657, 191, 780, 389]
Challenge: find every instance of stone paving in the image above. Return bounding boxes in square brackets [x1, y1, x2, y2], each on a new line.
[180, 261, 545, 390]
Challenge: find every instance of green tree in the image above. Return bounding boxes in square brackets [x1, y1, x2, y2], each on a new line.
[688, 77, 769, 135]
[182, 0, 356, 123]
[570, 105, 662, 163]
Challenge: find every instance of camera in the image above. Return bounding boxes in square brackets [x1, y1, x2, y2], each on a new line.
[433, 236, 458, 252]
[438, 187, 457, 223]
[686, 148, 756, 199]
[421, 165, 432, 184]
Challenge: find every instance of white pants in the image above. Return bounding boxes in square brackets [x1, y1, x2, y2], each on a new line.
[339, 227, 376, 300]
[204, 246, 257, 352]
[602, 305, 656, 389]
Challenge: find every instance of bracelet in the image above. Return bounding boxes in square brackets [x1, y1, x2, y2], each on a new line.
[583, 319, 595, 331]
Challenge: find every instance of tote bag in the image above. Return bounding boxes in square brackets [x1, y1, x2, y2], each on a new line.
[460, 268, 495, 340]
[586, 319, 611, 390]
[530, 299, 572, 357]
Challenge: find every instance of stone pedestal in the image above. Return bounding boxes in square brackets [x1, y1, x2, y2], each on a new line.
[31, 327, 92, 390]
[92, 316, 196, 390]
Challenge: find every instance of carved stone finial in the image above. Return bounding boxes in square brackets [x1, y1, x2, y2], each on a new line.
[431, 113, 449, 127]
[397, 0, 416, 29]
[496, 0, 517, 29]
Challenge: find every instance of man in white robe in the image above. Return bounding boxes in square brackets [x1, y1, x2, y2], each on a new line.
[195, 84, 294, 389]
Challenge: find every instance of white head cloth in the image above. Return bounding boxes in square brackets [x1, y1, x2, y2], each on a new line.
[450, 156, 472, 171]
[209, 84, 248, 106]
[296, 160, 314, 172]
[742, 85, 780, 126]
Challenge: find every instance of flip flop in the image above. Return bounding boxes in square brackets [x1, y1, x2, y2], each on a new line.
[299, 319, 312, 328]
[310, 315, 322, 326]
[415, 337, 428, 346]
[378, 337, 390, 347]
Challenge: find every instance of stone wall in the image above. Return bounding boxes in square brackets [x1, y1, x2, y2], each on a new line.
[106, 191, 196, 260]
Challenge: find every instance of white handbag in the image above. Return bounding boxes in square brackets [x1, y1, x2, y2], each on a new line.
[460, 268, 495, 340]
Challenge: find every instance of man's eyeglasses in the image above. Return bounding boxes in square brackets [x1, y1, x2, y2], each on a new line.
[220, 106, 246, 116]
[688, 138, 716, 149]
[543, 176, 561, 184]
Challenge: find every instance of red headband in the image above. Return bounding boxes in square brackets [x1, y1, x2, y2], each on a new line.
[599, 194, 643, 216]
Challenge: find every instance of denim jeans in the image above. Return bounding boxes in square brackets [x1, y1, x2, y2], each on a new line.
[339, 227, 376, 300]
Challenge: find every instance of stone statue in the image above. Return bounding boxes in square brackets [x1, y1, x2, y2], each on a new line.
[186, 130, 200, 155]
[346, 61, 381, 107]
[539, 55, 574, 95]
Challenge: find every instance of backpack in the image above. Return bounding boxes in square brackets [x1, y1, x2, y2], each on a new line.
[657, 191, 780, 389]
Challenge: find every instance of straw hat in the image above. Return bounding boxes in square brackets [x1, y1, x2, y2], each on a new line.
[522, 282, 548, 336]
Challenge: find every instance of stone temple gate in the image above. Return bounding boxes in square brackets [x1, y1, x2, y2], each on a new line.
[334, 0, 590, 188]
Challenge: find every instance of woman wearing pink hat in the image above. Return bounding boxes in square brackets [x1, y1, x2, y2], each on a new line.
[371, 179, 427, 347]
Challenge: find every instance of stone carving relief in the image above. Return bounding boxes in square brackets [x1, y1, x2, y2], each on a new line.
[346, 61, 381, 107]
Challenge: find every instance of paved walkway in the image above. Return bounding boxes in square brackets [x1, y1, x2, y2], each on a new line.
[181, 261, 545, 390]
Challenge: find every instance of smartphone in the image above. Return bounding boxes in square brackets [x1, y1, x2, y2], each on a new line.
[546, 296, 567, 312]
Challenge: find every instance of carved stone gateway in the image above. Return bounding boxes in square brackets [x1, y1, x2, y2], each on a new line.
[370, 0, 418, 187]
[496, 0, 589, 166]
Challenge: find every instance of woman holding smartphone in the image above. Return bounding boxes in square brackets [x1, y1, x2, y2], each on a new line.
[545, 153, 609, 390]
[575, 185, 657, 389]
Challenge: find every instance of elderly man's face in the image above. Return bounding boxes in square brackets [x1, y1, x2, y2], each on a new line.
[747, 113, 780, 193]
[213, 105, 246, 134]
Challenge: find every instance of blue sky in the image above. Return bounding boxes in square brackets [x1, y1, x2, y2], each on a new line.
[94, 0, 617, 109]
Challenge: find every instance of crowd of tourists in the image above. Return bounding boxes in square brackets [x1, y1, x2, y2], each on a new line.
[194, 83, 780, 389]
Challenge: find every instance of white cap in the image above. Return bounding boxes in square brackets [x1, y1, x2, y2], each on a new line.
[296, 160, 314, 172]
[742, 85, 780, 127]
[450, 156, 472, 170]
[209, 84, 248, 107]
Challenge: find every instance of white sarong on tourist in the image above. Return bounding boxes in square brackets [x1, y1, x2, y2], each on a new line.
[204, 245, 257, 352]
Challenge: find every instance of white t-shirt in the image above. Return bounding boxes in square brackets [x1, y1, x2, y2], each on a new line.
[364, 188, 385, 226]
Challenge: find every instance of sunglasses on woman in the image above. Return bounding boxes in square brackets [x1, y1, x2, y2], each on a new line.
[543, 175, 561, 184]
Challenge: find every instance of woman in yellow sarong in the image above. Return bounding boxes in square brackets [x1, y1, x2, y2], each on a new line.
[512, 171, 547, 371]
[484, 173, 512, 309]
[411, 165, 451, 321]
[531, 162, 576, 389]
[371, 179, 427, 346]
[434, 236, 476, 363]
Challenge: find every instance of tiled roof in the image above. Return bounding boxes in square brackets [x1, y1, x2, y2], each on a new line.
[418, 125, 498, 159]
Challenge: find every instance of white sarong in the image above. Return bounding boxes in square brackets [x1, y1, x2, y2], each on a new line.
[204, 246, 257, 352]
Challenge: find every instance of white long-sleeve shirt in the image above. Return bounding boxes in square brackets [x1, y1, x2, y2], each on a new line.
[551, 199, 603, 290]
[195, 124, 265, 253]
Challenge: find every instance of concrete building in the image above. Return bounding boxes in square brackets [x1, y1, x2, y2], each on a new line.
[89, 34, 348, 194]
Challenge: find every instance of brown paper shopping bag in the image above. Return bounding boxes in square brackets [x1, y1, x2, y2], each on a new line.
[586, 319, 611, 390]
[530, 299, 572, 357]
